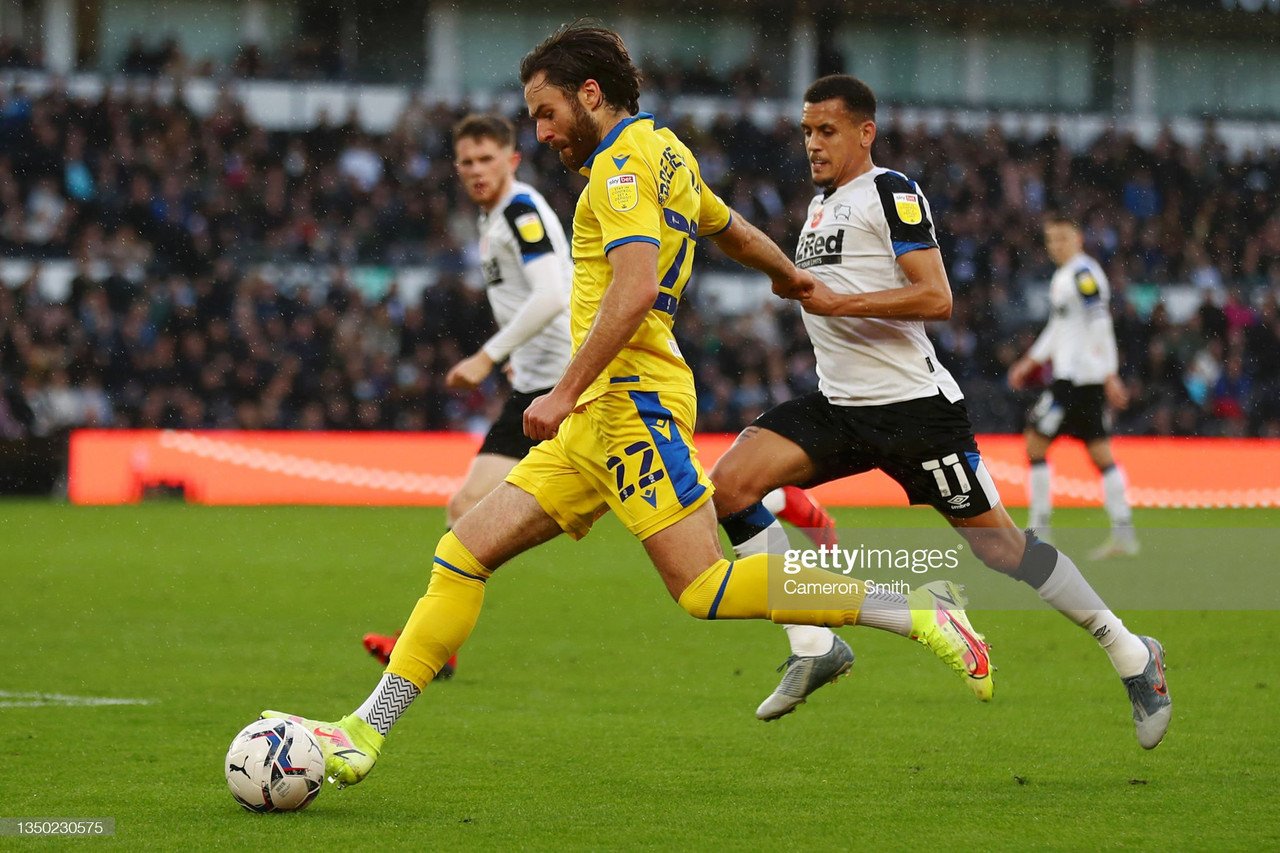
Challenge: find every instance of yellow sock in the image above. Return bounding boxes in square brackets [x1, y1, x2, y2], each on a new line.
[386, 531, 492, 689]
[677, 554, 864, 626]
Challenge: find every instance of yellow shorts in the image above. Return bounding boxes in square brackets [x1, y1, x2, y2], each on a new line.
[505, 389, 713, 541]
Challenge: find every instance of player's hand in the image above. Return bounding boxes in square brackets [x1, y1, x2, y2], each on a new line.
[1104, 374, 1130, 410]
[445, 351, 495, 391]
[771, 268, 818, 301]
[1007, 357, 1039, 391]
[797, 280, 845, 316]
[523, 388, 575, 441]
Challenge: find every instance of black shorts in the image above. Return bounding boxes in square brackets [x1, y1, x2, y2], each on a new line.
[753, 391, 1000, 518]
[477, 388, 553, 459]
[1025, 381, 1110, 442]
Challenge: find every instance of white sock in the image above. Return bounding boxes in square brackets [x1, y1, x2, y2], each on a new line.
[732, 517, 839, 658]
[761, 487, 786, 514]
[355, 673, 420, 736]
[783, 623, 837, 656]
[1029, 461, 1052, 530]
[856, 588, 912, 637]
[1101, 465, 1134, 534]
[1036, 549, 1150, 677]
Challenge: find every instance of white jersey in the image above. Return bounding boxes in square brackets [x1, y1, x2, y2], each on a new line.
[794, 166, 963, 406]
[477, 180, 573, 393]
[1028, 252, 1119, 386]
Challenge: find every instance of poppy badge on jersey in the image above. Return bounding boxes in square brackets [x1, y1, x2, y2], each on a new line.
[515, 211, 545, 244]
[607, 174, 639, 211]
[893, 192, 923, 225]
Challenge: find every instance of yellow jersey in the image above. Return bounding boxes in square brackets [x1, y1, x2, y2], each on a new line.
[571, 113, 731, 405]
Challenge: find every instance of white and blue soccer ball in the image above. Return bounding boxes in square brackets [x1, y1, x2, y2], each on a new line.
[225, 718, 325, 812]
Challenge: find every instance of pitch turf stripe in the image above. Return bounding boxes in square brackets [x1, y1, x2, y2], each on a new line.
[0, 691, 154, 708]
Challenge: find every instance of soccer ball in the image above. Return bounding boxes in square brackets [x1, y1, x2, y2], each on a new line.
[225, 718, 325, 812]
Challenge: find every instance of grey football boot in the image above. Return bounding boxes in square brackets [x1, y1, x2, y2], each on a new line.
[1122, 636, 1171, 749]
[756, 635, 855, 721]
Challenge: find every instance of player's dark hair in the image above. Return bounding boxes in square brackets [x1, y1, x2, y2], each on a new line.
[1043, 211, 1080, 229]
[452, 113, 515, 148]
[804, 74, 877, 121]
[519, 20, 642, 115]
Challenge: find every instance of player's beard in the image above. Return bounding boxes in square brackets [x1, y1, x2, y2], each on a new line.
[557, 98, 600, 172]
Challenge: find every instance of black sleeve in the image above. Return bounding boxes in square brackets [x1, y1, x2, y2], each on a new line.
[502, 198, 555, 262]
[1074, 267, 1103, 306]
[873, 171, 938, 255]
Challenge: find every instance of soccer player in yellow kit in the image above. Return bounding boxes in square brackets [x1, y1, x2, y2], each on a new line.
[264, 23, 991, 787]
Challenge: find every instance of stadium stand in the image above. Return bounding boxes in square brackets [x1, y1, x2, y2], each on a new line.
[1, 71, 1278, 442]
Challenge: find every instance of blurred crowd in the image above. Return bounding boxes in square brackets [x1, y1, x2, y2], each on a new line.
[0, 78, 1278, 441]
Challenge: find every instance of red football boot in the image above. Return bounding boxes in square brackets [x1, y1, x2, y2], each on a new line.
[362, 632, 457, 680]
[777, 486, 839, 549]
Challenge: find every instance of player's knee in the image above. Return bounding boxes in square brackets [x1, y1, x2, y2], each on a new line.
[447, 491, 478, 525]
[709, 465, 767, 517]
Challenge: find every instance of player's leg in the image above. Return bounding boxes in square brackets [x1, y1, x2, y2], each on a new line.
[448, 453, 521, 527]
[712, 423, 842, 652]
[763, 486, 839, 548]
[364, 454, 521, 671]
[644, 497, 991, 709]
[711, 419, 856, 717]
[265, 434, 595, 786]
[1025, 427, 1054, 540]
[945, 503, 1169, 748]
[640, 498, 864, 623]
[365, 389, 544, 667]
[596, 389, 864, 628]
[1025, 384, 1066, 540]
[715, 393, 994, 707]
[1085, 438, 1139, 558]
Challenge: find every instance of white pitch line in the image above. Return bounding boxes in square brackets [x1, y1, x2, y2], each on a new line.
[0, 691, 155, 709]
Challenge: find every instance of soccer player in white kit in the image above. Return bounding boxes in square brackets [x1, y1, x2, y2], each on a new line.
[1008, 214, 1138, 559]
[363, 114, 573, 674]
[711, 75, 1170, 748]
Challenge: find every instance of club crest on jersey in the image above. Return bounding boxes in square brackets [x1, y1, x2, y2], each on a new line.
[893, 192, 923, 225]
[607, 174, 639, 211]
[515, 211, 545, 243]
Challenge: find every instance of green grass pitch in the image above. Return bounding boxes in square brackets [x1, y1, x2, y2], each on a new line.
[1, 502, 1277, 849]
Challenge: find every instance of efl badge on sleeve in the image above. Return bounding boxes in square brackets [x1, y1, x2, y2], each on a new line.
[893, 192, 923, 225]
[607, 174, 639, 212]
[1077, 272, 1099, 296]
[515, 211, 545, 243]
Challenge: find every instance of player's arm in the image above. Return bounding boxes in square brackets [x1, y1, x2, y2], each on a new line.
[447, 256, 568, 390]
[1088, 274, 1127, 409]
[447, 202, 569, 391]
[711, 211, 815, 300]
[800, 246, 952, 320]
[800, 173, 950, 320]
[1009, 310, 1058, 390]
[523, 241, 658, 440]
